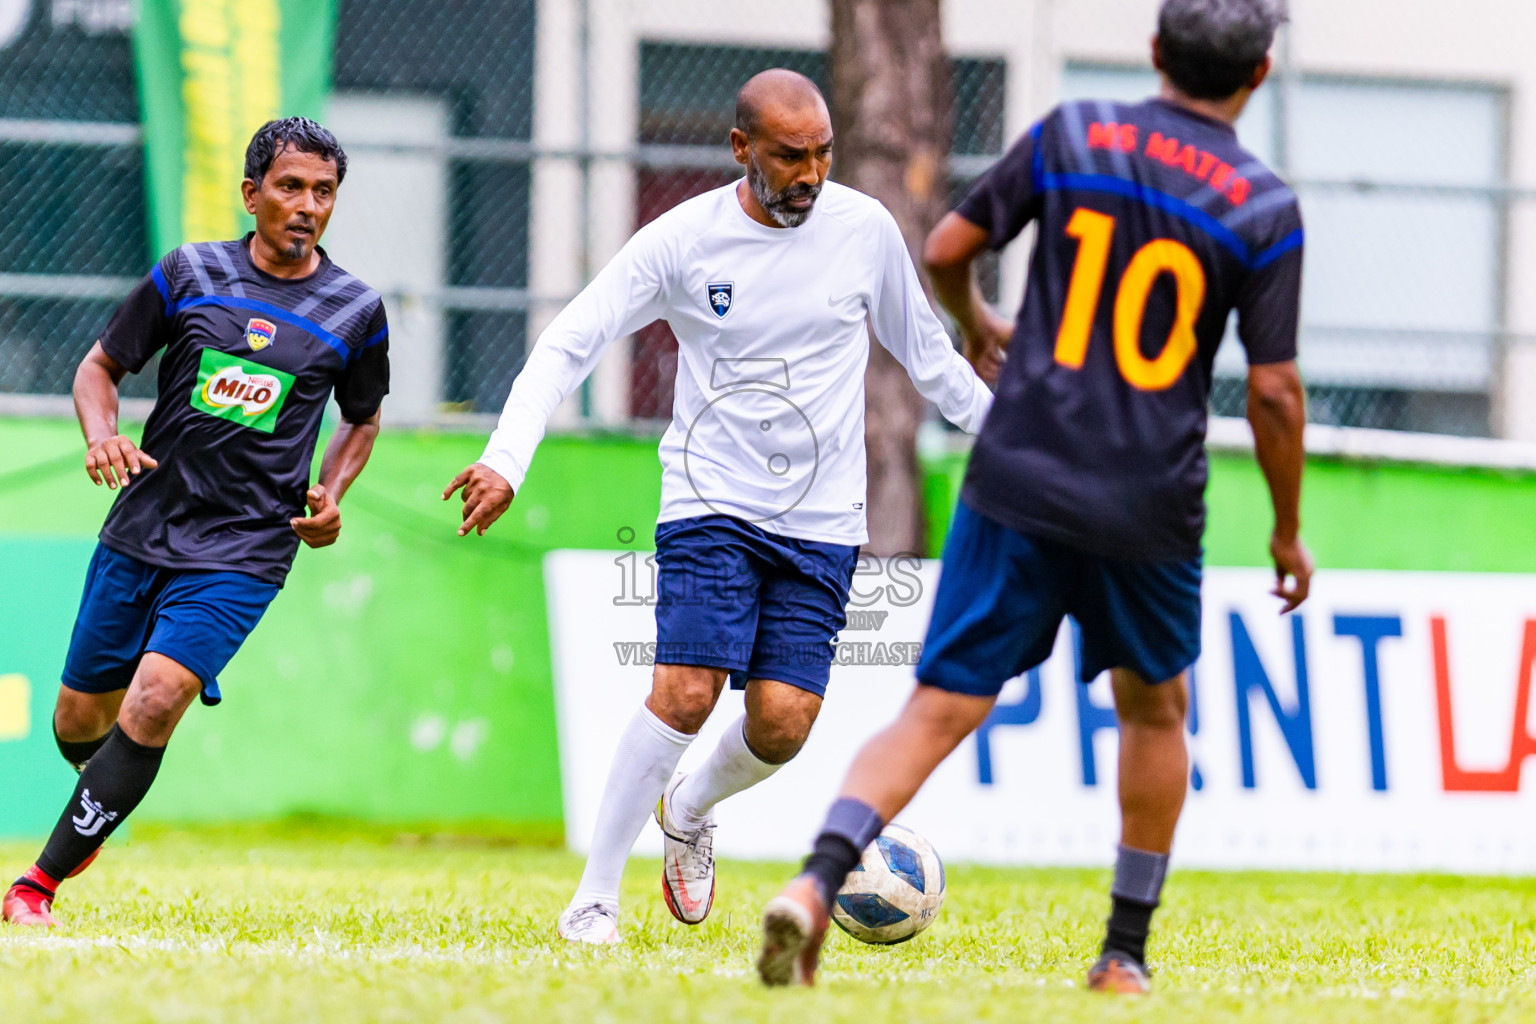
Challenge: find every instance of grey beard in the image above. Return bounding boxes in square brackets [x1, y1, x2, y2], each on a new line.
[747, 159, 819, 228]
[283, 239, 307, 260]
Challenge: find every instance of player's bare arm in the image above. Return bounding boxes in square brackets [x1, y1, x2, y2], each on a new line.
[923, 213, 1013, 385]
[73, 340, 158, 490]
[1248, 360, 1312, 612]
[290, 409, 382, 549]
[443, 462, 515, 537]
[4, 118, 392, 931]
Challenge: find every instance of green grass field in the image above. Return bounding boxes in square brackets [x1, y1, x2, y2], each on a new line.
[0, 822, 1532, 1023]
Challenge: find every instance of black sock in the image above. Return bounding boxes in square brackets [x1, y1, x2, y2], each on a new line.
[36, 725, 165, 881]
[1102, 895, 1157, 966]
[802, 834, 863, 911]
[54, 725, 111, 774]
[799, 797, 885, 912]
[1101, 844, 1169, 966]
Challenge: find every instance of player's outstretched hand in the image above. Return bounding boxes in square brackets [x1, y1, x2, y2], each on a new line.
[85, 435, 158, 490]
[962, 306, 1014, 387]
[291, 485, 341, 548]
[443, 463, 514, 537]
[1269, 531, 1314, 614]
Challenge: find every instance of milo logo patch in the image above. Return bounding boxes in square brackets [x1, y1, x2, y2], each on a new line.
[190, 348, 295, 433]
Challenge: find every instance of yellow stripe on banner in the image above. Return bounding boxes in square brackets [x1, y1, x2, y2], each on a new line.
[178, 0, 281, 244]
[233, 0, 282, 166]
[180, 0, 233, 242]
[0, 674, 30, 741]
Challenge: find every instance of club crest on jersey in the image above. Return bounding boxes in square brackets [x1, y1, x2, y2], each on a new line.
[245, 318, 276, 351]
[707, 282, 733, 319]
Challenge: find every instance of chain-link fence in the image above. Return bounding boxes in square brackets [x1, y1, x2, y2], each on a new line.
[0, 0, 1527, 439]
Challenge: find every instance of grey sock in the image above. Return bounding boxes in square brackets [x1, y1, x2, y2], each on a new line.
[800, 798, 885, 910]
[823, 797, 884, 852]
[1110, 845, 1169, 905]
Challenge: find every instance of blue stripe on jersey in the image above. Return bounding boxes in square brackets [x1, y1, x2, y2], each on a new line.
[171, 294, 352, 360]
[362, 325, 388, 349]
[1030, 121, 1045, 187]
[1039, 170, 1264, 269]
[150, 263, 172, 316]
[1252, 228, 1305, 270]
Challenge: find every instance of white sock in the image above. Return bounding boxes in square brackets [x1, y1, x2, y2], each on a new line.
[670, 715, 782, 831]
[568, 705, 694, 913]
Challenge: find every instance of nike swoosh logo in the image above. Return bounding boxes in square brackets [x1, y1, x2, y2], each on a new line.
[828, 292, 861, 306]
[669, 852, 700, 907]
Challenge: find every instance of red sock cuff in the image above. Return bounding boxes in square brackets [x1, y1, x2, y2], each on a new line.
[23, 865, 60, 895]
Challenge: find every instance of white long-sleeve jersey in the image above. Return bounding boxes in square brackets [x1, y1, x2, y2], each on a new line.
[478, 180, 993, 545]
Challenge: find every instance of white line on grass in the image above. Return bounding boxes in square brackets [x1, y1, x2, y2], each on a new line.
[3, 935, 1528, 1008]
[1, 934, 537, 968]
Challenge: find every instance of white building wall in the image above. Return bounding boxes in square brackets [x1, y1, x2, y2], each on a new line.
[323, 95, 449, 426]
[529, 0, 1536, 436]
[1052, 0, 1536, 439]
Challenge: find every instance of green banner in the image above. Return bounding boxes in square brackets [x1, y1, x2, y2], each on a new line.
[131, 0, 337, 258]
[0, 538, 100, 837]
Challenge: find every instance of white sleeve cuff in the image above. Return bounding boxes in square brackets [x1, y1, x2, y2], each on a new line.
[476, 447, 527, 495]
[958, 379, 994, 434]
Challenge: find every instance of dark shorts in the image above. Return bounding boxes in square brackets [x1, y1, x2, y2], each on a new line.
[61, 543, 280, 706]
[917, 501, 1202, 696]
[653, 515, 859, 697]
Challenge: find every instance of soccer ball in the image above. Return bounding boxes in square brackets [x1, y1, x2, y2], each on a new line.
[830, 823, 945, 944]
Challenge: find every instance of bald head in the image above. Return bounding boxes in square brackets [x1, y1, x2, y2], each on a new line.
[731, 69, 833, 228]
[735, 68, 828, 138]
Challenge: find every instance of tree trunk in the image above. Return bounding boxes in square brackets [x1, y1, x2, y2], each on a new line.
[829, 0, 953, 556]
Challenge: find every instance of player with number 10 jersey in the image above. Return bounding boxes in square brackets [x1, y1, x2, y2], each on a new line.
[761, 0, 1312, 994]
[958, 91, 1302, 559]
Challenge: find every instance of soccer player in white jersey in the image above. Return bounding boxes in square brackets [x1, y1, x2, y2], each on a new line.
[444, 69, 992, 943]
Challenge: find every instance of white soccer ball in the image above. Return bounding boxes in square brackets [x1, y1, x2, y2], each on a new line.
[831, 823, 946, 944]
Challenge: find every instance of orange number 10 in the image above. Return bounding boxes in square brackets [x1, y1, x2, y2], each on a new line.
[1053, 207, 1206, 392]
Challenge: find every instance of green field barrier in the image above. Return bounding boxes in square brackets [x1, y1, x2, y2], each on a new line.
[2, 417, 1534, 838]
[0, 421, 663, 838]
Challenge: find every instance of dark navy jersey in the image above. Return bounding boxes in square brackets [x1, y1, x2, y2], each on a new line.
[97, 235, 389, 585]
[956, 98, 1303, 561]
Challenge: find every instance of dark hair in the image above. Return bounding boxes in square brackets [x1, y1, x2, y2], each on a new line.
[244, 117, 348, 185]
[1158, 0, 1288, 100]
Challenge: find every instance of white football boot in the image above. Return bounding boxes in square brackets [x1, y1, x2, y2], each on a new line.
[556, 901, 621, 944]
[655, 774, 716, 924]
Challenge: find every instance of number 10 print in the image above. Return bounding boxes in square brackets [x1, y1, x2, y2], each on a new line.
[1054, 207, 1207, 391]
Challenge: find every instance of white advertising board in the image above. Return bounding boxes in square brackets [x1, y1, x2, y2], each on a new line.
[546, 550, 1536, 872]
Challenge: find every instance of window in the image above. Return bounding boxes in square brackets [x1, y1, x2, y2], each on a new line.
[1061, 66, 1506, 435]
[631, 43, 1007, 420]
[336, 0, 537, 414]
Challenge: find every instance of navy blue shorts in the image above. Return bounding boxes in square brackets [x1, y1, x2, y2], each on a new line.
[653, 515, 859, 697]
[61, 543, 280, 706]
[917, 501, 1201, 696]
